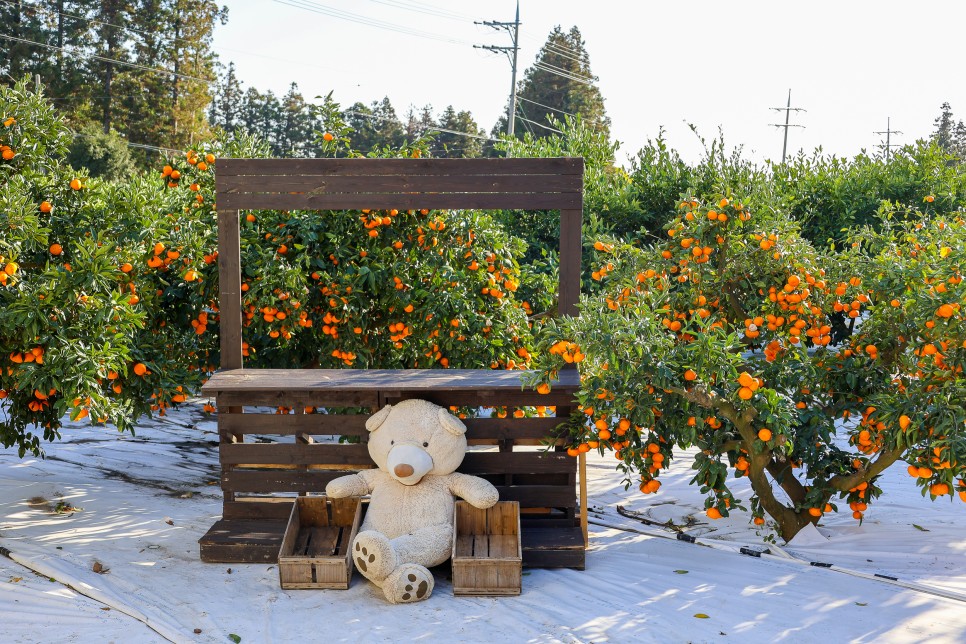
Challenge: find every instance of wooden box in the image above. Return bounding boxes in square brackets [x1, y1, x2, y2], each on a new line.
[452, 500, 522, 596]
[278, 496, 362, 590]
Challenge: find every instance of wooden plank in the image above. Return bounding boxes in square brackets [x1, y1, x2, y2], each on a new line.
[558, 206, 583, 319]
[489, 535, 519, 559]
[200, 519, 287, 546]
[222, 499, 294, 520]
[579, 452, 589, 547]
[217, 209, 243, 369]
[462, 417, 565, 441]
[219, 443, 371, 466]
[216, 157, 584, 177]
[218, 173, 582, 195]
[459, 452, 574, 475]
[522, 549, 585, 570]
[306, 526, 341, 557]
[454, 535, 474, 558]
[213, 391, 381, 408]
[221, 470, 349, 493]
[330, 496, 360, 527]
[387, 391, 576, 408]
[296, 497, 331, 527]
[219, 413, 370, 436]
[203, 368, 580, 395]
[220, 191, 582, 211]
[472, 535, 489, 558]
[491, 485, 574, 509]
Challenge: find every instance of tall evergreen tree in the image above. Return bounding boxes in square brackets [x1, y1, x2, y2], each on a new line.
[209, 61, 244, 134]
[434, 105, 485, 158]
[933, 102, 966, 159]
[493, 25, 609, 140]
[344, 97, 404, 155]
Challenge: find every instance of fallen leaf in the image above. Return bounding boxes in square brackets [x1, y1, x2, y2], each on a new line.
[9, 577, 22, 583]
[165, 518, 174, 526]
[92, 562, 104, 574]
[674, 570, 689, 574]
[855, 602, 868, 606]
[100, 607, 111, 611]
[912, 524, 929, 532]
[229, 634, 242, 643]
[694, 613, 710, 619]
[194, 629, 202, 634]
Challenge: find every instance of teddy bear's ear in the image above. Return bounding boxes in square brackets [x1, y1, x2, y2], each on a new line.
[366, 404, 393, 432]
[438, 407, 467, 436]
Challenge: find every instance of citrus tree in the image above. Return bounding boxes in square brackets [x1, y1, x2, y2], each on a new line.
[534, 195, 966, 541]
[1, 80, 540, 456]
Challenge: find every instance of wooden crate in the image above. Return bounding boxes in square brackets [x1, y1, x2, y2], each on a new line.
[452, 500, 522, 596]
[278, 496, 361, 590]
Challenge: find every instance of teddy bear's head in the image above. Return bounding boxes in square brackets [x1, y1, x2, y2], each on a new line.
[365, 399, 468, 486]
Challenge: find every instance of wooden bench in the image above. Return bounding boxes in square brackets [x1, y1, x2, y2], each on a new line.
[199, 157, 587, 570]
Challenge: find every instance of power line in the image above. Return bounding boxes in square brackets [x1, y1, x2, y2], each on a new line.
[532, 62, 595, 86]
[516, 95, 577, 120]
[474, 1, 520, 137]
[367, 0, 469, 22]
[874, 117, 902, 161]
[0, 0, 352, 76]
[71, 131, 184, 155]
[0, 33, 213, 85]
[769, 88, 805, 163]
[272, 0, 472, 46]
[344, 109, 495, 141]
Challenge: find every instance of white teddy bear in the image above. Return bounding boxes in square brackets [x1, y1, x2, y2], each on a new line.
[325, 399, 499, 603]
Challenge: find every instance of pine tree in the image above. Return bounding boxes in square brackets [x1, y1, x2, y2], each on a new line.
[434, 105, 485, 158]
[345, 97, 404, 155]
[209, 61, 244, 134]
[933, 102, 957, 152]
[493, 25, 609, 140]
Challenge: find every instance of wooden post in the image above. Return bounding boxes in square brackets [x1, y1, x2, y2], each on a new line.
[579, 452, 588, 547]
[558, 206, 583, 318]
[217, 208, 243, 370]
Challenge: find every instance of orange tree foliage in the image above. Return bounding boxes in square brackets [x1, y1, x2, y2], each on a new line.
[0, 81, 536, 456]
[534, 195, 966, 541]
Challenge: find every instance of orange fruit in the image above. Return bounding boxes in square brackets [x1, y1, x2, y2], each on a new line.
[39, 201, 52, 213]
[49, 243, 63, 256]
[536, 383, 551, 395]
[684, 369, 697, 381]
[706, 507, 722, 520]
[937, 304, 954, 318]
[69, 178, 82, 190]
[899, 415, 911, 430]
[738, 386, 754, 400]
[322, 132, 334, 141]
[758, 428, 772, 441]
[133, 363, 148, 376]
[808, 507, 822, 517]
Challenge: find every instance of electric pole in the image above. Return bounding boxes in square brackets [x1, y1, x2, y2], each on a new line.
[769, 89, 806, 163]
[474, 1, 520, 136]
[874, 117, 902, 160]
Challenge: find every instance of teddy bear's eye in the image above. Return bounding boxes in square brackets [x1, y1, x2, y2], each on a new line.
[422, 441, 429, 448]
[390, 440, 394, 445]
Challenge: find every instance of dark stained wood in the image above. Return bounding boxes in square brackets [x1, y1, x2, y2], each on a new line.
[221, 469, 350, 494]
[459, 452, 573, 475]
[219, 191, 582, 212]
[493, 485, 575, 508]
[219, 413, 369, 436]
[218, 173, 581, 195]
[203, 368, 579, 395]
[558, 207, 583, 318]
[462, 417, 565, 441]
[223, 499, 295, 520]
[217, 209, 243, 369]
[219, 443, 371, 465]
[386, 391, 576, 408]
[217, 157, 584, 177]
[199, 518, 287, 563]
[212, 391, 381, 408]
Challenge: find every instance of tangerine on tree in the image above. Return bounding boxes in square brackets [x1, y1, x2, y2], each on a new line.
[537, 196, 966, 541]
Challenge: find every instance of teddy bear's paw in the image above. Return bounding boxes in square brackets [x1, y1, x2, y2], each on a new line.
[384, 564, 434, 604]
[353, 531, 396, 582]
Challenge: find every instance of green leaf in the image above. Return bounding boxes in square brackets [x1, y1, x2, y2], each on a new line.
[912, 524, 929, 532]
[228, 635, 242, 643]
[673, 569, 689, 574]
[694, 613, 710, 619]
[855, 602, 868, 607]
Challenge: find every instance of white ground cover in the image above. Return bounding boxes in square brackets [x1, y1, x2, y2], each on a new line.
[1, 403, 964, 643]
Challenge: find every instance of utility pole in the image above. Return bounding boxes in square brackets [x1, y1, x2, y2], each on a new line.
[769, 89, 806, 163]
[474, 1, 520, 136]
[874, 117, 902, 160]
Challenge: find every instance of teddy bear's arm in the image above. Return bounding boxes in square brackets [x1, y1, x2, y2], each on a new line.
[325, 469, 378, 498]
[447, 472, 499, 509]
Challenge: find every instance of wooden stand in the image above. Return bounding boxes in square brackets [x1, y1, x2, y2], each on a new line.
[278, 496, 362, 590]
[452, 501, 522, 596]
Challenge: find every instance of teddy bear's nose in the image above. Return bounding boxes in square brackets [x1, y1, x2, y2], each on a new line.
[394, 463, 415, 478]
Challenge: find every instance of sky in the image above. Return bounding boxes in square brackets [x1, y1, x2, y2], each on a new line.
[211, 1, 966, 165]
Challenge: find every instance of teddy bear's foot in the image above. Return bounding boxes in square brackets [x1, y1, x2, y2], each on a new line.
[383, 564, 434, 604]
[352, 531, 397, 583]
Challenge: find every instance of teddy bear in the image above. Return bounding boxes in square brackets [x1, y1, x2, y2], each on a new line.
[325, 398, 499, 604]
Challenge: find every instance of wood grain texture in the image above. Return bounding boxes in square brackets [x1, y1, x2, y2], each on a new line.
[217, 209, 243, 369]
[217, 173, 581, 195]
[217, 157, 583, 177]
